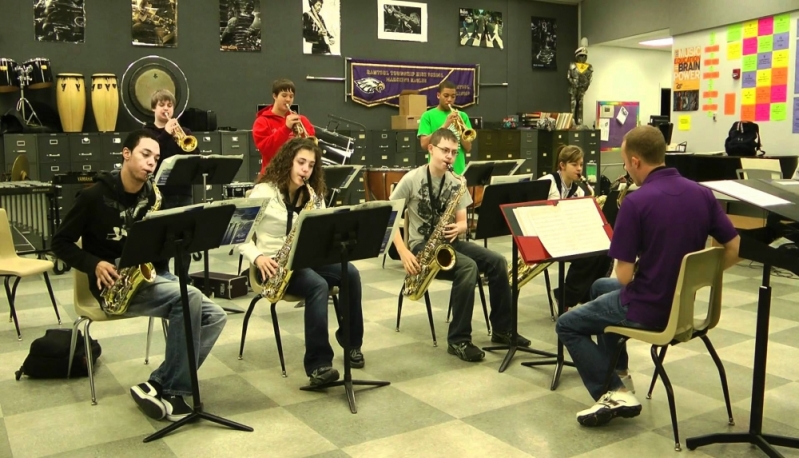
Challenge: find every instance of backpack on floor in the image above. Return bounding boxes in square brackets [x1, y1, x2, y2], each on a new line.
[15, 328, 101, 380]
[725, 121, 763, 157]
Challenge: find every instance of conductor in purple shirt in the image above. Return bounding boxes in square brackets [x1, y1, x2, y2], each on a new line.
[556, 125, 741, 427]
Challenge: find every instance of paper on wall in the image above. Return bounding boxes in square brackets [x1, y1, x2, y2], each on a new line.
[599, 118, 610, 141]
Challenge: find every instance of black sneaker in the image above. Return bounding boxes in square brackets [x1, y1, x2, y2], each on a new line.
[335, 330, 365, 368]
[491, 331, 532, 347]
[162, 395, 192, 422]
[309, 366, 340, 386]
[447, 341, 485, 362]
[130, 382, 165, 420]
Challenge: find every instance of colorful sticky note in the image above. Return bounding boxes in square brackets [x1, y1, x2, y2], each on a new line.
[727, 42, 742, 60]
[773, 49, 789, 68]
[742, 104, 756, 121]
[755, 104, 770, 121]
[743, 20, 758, 38]
[793, 98, 799, 133]
[756, 86, 772, 104]
[773, 32, 790, 50]
[771, 103, 786, 121]
[757, 35, 773, 53]
[774, 14, 790, 34]
[724, 93, 736, 115]
[772, 85, 788, 103]
[743, 37, 758, 55]
[742, 88, 757, 105]
[678, 115, 691, 131]
[743, 71, 757, 88]
[710, 32, 717, 45]
[743, 55, 758, 72]
[727, 24, 743, 42]
[757, 52, 773, 69]
[758, 17, 774, 36]
[757, 69, 772, 86]
[703, 91, 719, 98]
[772, 67, 788, 85]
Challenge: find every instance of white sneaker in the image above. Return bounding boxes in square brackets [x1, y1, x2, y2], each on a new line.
[619, 374, 636, 394]
[576, 391, 642, 426]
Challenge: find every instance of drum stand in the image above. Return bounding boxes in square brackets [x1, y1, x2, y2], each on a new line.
[14, 66, 42, 127]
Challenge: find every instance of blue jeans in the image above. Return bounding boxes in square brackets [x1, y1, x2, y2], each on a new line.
[285, 262, 364, 376]
[124, 271, 227, 396]
[555, 278, 645, 401]
[153, 194, 194, 283]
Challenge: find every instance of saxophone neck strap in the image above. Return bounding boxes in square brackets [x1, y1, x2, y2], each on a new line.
[285, 188, 303, 236]
[426, 165, 447, 215]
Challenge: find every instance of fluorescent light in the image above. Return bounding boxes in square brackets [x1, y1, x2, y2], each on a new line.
[639, 38, 673, 47]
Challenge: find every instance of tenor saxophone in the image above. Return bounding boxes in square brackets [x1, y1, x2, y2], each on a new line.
[403, 165, 464, 301]
[260, 178, 321, 303]
[100, 174, 162, 315]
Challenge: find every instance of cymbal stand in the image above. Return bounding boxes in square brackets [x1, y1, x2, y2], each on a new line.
[14, 65, 43, 126]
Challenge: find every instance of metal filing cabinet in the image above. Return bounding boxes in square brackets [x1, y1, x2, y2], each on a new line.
[584, 130, 600, 178]
[395, 131, 415, 155]
[69, 133, 101, 163]
[520, 130, 537, 160]
[498, 131, 521, 159]
[220, 131, 249, 182]
[40, 163, 70, 182]
[37, 133, 70, 181]
[249, 157, 263, 182]
[370, 130, 394, 166]
[351, 130, 370, 152]
[4, 134, 39, 179]
[517, 158, 536, 176]
[100, 132, 127, 172]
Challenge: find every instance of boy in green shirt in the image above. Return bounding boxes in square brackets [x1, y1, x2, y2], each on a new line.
[417, 80, 473, 174]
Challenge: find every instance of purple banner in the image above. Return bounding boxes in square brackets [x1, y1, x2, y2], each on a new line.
[350, 59, 477, 108]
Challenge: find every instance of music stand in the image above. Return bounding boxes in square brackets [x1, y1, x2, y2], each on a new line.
[462, 160, 525, 240]
[292, 206, 393, 413]
[323, 165, 363, 207]
[161, 155, 244, 311]
[121, 205, 253, 442]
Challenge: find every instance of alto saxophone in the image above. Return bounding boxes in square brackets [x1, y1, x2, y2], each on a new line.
[403, 165, 464, 301]
[100, 174, 162, 315]
[260, 178, 320, 303]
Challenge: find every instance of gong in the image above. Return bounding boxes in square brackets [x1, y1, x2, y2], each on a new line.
[120, 56, 189, 125]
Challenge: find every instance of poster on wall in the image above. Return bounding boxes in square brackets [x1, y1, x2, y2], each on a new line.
[531, 17, 557, 70]
[673, 46, 701, 111]
[378, 0, 427, 42]
[34, 0, 86, 43]
[220, 0, 261, 52]
[131, 0, 178, 48]
[458, 8, 504, 50]
[302, 0, 341, 55]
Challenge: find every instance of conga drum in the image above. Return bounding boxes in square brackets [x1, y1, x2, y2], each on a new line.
[364, 167, 412, 201]
[0, 58, 19, 93]
[91, 73, 119, 132]
[56, 73, 86, 132]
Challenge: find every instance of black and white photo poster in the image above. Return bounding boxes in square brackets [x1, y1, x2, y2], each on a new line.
[302, 0, 340, 55]
[34, 0, 86, 43]
[220, 0, 261, 52]
[131, 0, 178, 47]
[378, 0, 427, 42]
[531, 17, 557, 70]
[459, 8, 503, 50]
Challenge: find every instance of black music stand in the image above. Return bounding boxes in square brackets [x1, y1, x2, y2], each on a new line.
[120, 205, 253, 442]
[323, 165, 362, 207]
[162, 155, 244, 312]
[462, 160, 523, 240]
[293, 206, 393, 413]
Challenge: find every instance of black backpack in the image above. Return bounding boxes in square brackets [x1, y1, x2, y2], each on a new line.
[15, 329, 101, 380]
[725, 121, 763, 157]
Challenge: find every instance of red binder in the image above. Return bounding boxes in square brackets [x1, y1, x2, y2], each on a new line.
[500, 197, 614, 264]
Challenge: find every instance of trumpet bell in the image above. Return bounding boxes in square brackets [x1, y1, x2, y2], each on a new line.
[462, 128, 477, 143]
[180, 135, 198, 152]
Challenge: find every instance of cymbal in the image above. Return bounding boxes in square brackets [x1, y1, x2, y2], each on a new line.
[11, 154, 30, 181]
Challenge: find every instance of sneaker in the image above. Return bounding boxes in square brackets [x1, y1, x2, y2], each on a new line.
[130, 382, 166, 420]
[447, 341, 485, 362]
[491, 331, 532, 348]
[619, 374, 636, 394]
[348, 348, 365, 369]
[576, 391, 642, 427]
[162, 395, 192, 422]
[309, 366, 340, 387]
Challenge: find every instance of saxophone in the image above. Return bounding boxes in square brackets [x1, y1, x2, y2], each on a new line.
[260, 179, 320, 303]
[100, 174, 162, 315]
[403, 165, 464, 301]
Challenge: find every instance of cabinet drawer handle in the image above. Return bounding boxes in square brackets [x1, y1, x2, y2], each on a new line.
[79, 153, 92, 156]
[82, 165, 92, 171]
[49, 139, 59, 145]
[50, 166, 60, 171]
[47, 154, 61, 158]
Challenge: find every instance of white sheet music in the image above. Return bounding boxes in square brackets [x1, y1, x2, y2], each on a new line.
[513, 199, 610, 258]
[702, 180, 791, 207]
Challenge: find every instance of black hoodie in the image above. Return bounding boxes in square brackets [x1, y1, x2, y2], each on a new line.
[144, 122, 193, 198]
[52, 170, 157, 301]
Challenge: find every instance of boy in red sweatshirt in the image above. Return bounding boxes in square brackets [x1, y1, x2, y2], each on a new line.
[252, 79, 315, 176]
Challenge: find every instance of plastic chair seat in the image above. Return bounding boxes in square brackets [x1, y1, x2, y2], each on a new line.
[0, 257, 54, 277]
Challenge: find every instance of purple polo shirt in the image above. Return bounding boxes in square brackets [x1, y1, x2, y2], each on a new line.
[608, 167, 738, 328]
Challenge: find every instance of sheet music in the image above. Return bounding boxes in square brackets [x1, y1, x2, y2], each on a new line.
[702, 180, 792, 207]
[514, 199, 610, 258]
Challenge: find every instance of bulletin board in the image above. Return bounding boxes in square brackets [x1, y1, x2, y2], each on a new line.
[596, 101, 640, 151]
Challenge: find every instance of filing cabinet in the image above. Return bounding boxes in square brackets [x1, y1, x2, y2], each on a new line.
[248, 131, 261, 157]
[351, 130, 370, 152]
[499, 131, 521, 151]
[39, 163, 71, 182]
[221, 131, 249, 155]
[69, 133, 101, 162]
[37, 134, 69, 163]
[476, 129, 500, 153]
[415, 151, 428, 167]
[394, 152, 415, 167]
[231, 158, 249, 183]
[100, 132, 127, 163]
[4, 135, 38, 177]
[517, 159, 536, 176]
[370, 130, 395, 166]
[395, 131, 416, 155]
[349, 150, 368, 165]
[249, 157, 263, 181]
[5, 154, 39, 180]
[74, 161, 102, 175]
[195, 132, 221, 155]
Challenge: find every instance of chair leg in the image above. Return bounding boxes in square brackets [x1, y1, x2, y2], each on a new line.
[5, 276, 21, 341]
[42, 272, 61, 325]
[238, 295, 261, 360]
[161, 319, 168, 338]
[647, 346, 669, 399]
[382, 252, 387, 269]
[446, 297, 452, 323]
[145, 317, 154, 365]
[396, 287, 404, 332]
[650, 345, 681, 451]
[476, 278, 491, 336]
[699, 334, 735, 426]
[602, 336, 628, 394]
[237, 254, 243, 278]
[270, 302, 287, 377]
[543, 268, 556, 321]
[331, 294, 342, 328]
[67, 317, 87, 378]
[424, 291, 437, 347]
[84, 320, 98, 405]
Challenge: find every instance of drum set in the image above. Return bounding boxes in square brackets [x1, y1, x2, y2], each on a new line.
[0, 57, 54, 126]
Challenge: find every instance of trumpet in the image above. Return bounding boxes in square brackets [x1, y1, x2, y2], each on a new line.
[448, 104, 477, 143]
[286, 104, 318, 145]
[169, 117, 197, 152]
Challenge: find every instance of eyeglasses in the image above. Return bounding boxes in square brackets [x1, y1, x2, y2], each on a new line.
[432, 144, 459, 156]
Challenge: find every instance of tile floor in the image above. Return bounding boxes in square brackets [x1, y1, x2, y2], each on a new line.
[2, 237, 799, 457]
